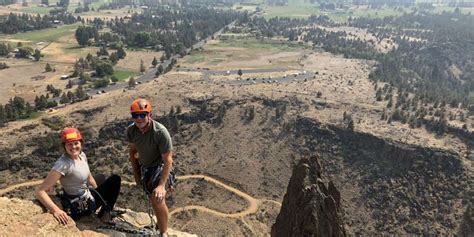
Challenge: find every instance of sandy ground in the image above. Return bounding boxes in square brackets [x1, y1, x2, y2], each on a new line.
[181, 40, 305, 70]
[0, 58, 70, 103]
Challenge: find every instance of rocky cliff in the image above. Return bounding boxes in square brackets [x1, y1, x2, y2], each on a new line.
[0, 197, 196, 237]
[271, 155, 346, 237]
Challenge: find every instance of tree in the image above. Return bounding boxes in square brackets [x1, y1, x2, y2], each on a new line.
[24, 102, 33, 117]
[117, 47, 126, 59]
[0, 104, 4, 126]
[152, 57, 158, 67]
[58, 0, 69, 8]
[0, 43, 9, 56]
[111, 76, 119, 82]
[97, 45, 109, 56]
[95, 61, 113, 77]
[79, 72, 91, 83]
[128, 77, 135, 87]
[0, 62, 9, 70]
[60, 92, 70, 104]
[75, 85, 87, 101]
[93, 77, 110, 88]
[109, 52, 119, 64]
[133, 32, 150, 47]
[75, 26, 96, 46]
[33, 49, 42, 61]
[16, 47, 33, 58]
[159, 54, 166, 63]
[45, 63, 53, 72]
[157, 65, 164, 75]
[140, 60, 145, 73]
[34, 95, 48, 110]
[75, 26, 90, 46]
[238, 69, 243, 77]
[41, 0, 49, 5]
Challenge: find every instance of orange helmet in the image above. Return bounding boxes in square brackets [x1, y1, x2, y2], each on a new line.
[61, 127, 83, 143]
[130, 98, 152, 113]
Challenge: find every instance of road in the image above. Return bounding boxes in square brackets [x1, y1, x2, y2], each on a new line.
[179, 67, 317, 86]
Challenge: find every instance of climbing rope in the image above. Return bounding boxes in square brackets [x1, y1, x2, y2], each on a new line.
[97, 224, 157, 235]
[95, 183, 161, 236]
[144, 181, 158, 234]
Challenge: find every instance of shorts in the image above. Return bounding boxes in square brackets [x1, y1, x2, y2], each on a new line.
[140, 164, 176, 195]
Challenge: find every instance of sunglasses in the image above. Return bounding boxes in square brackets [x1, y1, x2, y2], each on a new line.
[131, 113, 148, 119]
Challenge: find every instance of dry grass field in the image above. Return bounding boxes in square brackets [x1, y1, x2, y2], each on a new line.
[181, 36, 309, 70]
[0, 58, 70, 103]
[115, 50, 162, 72]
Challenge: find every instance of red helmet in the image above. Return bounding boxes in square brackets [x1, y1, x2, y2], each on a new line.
[61, 127, 83, 143]
[130, 98, 152, 113]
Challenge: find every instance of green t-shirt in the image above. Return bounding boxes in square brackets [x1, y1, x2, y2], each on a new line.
[127, 120, 173, 168]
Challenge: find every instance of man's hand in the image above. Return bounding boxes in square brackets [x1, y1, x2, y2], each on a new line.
[153, 185, 166, 203]
[52, 209, 70, 225]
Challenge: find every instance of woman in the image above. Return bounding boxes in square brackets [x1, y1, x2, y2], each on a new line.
[35, 127, 121, 225]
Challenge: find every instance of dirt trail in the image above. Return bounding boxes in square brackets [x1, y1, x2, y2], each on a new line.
[0, 175, 280, 218]
[169, 175, 260, 218]
[0, 180, 43, 195]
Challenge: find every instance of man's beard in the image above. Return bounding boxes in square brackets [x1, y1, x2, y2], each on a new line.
[135, 120, 149, 129]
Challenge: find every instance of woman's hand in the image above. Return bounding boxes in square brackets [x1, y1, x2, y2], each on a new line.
[52, 209, 70, 225]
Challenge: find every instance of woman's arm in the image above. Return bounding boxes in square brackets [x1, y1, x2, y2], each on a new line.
[34, 170, 70, 225]
[87, 174, 97, 189]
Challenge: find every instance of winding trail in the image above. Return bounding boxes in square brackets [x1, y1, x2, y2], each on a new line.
[0, 175, 280, 219]
[0, 180, 42, 195]
[169, 175, 260, 218]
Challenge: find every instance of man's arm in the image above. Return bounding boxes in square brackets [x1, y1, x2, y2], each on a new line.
[158, 151, 173, 187]
[153, 151, 173, 202]
[129, 143, 141, 185]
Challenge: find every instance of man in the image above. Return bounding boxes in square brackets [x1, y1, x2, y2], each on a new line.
[127, 98, 175, 237]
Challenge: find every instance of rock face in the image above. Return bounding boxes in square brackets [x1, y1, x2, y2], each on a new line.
[271, 156, 346, 237]
[0, 197, 196, 237]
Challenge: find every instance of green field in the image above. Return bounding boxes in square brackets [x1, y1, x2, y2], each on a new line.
[20, 6, 57, 14]
[22, 111, 43, 120]
[4, 24, 79, 42]
[263, 0, 411, 22]
[328, 7, 411, 22]
[184, 53, 206, 64]
[263, 0, 318, 19]
[111, 69, 139, 81]
[67, 0, 111, 13]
